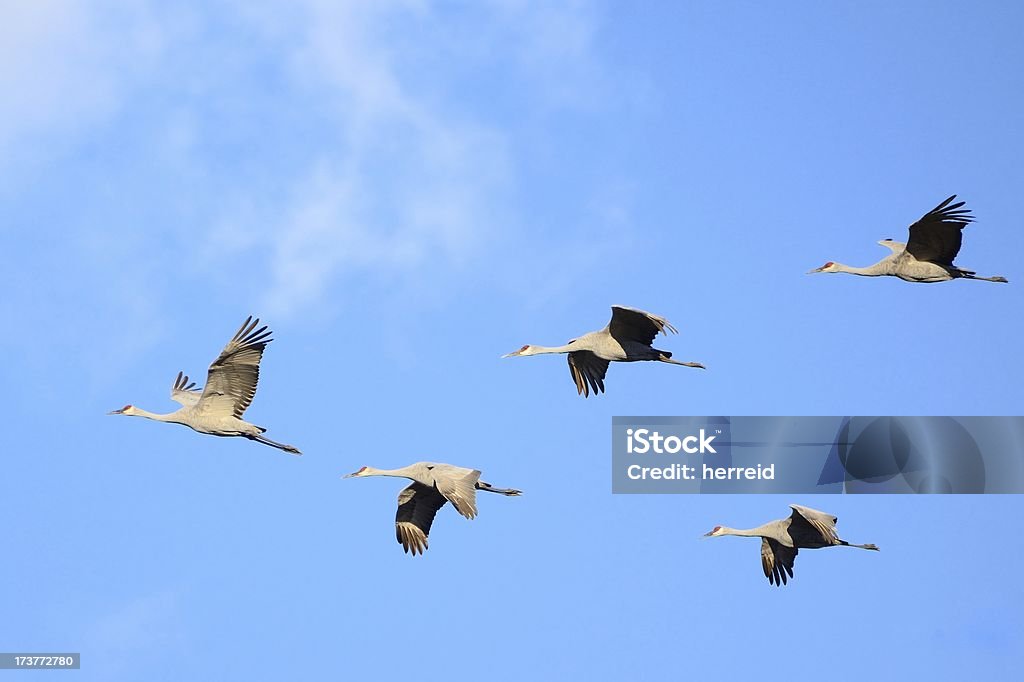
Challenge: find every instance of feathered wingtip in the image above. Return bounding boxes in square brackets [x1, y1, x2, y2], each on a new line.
[173, 371, 197, 392]
[929, 194, 974, 224]
[232, 315, 274, 347]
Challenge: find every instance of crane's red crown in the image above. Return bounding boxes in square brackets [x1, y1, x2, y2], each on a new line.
[121, 404, 132, 411]
[519, 345, 529, 352]
[822, 261, 834, 269]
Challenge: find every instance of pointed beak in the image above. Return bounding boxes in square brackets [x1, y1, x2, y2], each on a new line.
[807, 266, 824, 274]
[703, 530, 716, 537]
[107, 409, 123, 415]
[342, 472, 359, 479]
[501, 351, 520, 359]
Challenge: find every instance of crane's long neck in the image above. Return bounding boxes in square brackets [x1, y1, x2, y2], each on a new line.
[526, 343, 576, 355]
[716, 525, 772, 538]
[130, 407, 182, 423]
[832, 261, 889, 277]
[359, 465, 418, 479]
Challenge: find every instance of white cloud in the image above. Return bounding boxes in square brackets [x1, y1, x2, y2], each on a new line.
[3, 1, 608, 329]
[202, 0, 525, 316]
[0, 2, 163, 172]
[489, 0, 603, 106]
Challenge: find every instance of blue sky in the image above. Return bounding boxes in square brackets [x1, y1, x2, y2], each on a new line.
[2, 1, 1022, 679]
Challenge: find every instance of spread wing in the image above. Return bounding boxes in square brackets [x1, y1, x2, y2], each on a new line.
[197, 316, 273, 419]
[789, 504, 841, 546]
[761, 538, 797, 587]
[170, 371, 201, 407]
[568, 350, 610, 397]
[432, 468, 481, 520]
[607, 306, 677, 347]
[395, 483, 448, 555]
[905, 195, 973, 266]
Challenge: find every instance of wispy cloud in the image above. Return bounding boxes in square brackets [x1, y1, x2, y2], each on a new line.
[2, 0, 611, 365]
[203, 0, 521, 316]
[0, 3, 171, 385]
[0, 2, 162, 176]
[488, 0, 604, 108]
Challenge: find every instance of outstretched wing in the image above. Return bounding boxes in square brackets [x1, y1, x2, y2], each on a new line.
[432, 468, 481, 520]
[170, 371, 202, 407]
[568, 350, 610, 397]
[395, 483, 448, 555]
[761, 538, 797, 587]
[905, 195, 973, 266]
[607, 306, 677, 347]
[789, 504, 840, 546]
[197, 316, 273, 418]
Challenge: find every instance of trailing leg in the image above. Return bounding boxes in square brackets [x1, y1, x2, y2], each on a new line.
[657, 352, 705, 369]
[476, 481, 522, 496]
[247, 433, 302, 455]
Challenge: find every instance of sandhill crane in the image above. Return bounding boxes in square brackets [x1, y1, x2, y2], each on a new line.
[109, 316, 301, 455]
[502, 305, 704, 397]
[809, 195, 1008, 283]
[705, 504, 879, 586]
[343, 462, 521, 555]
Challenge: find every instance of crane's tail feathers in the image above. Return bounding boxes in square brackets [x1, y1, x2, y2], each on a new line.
[476, 481, 522, 496]
[248, 434, 302, 455]
[658, 353, 705, 369]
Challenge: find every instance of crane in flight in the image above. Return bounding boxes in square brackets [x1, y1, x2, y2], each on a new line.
[809, 195, 1008, 283]
[502, 305, 704, 397]
[109, 316, 301, 455]
[344, 462, 521, 555]
[705, 504, 879, 586]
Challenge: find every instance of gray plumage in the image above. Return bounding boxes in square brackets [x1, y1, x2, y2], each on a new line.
[809, 195, 1008, 283]
[344, 462, 521, 555]
[109, 316, 301, 455]
[502, 305, 705, 397]
[705, 504, 879, 586]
